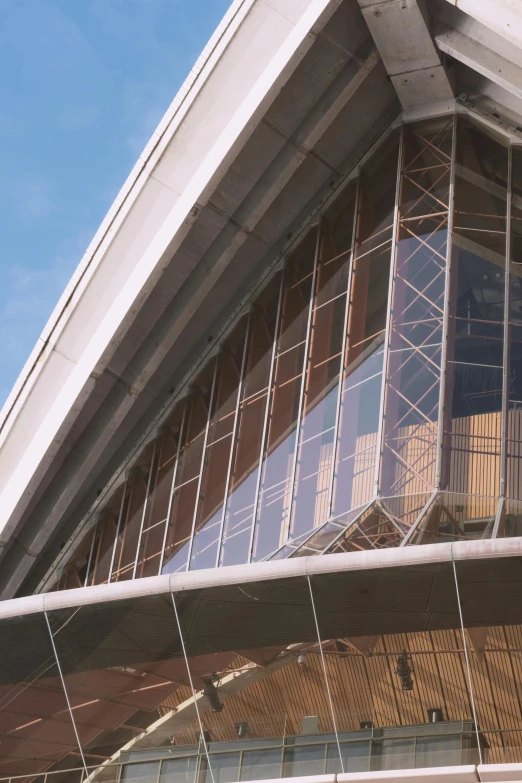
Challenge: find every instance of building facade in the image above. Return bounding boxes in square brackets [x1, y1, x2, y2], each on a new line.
[2, 1, 522, 783]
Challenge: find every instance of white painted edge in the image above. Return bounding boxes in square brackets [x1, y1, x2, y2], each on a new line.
[0, 0, 339, 544]
[2, 536, 522, 620]
[0, 0, 253, 437]
[337, 766, 478, 782]
[478, 762, 522, 781]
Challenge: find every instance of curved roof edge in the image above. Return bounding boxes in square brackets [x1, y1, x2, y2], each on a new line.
[0, 0, 248, 435]
[0, 0, 343, 555]
[1, 537, 521, 620]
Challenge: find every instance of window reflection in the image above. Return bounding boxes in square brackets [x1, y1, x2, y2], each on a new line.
[50, 113, 522, 586]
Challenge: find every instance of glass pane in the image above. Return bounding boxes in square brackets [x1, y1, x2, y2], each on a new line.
[380, 739, 415, 770]
[289, 182, 356, 542]
[252, 229, 318, 561]
[90, 484, 126, 585]
[442, 117, 508, 498]
[380, 118, 452, 497]
[163, 361, 217, 574]
[170, 571, 341, 773]
[283, 744, 325, 777]
[453, 556, 522, 763]
[0, 611, 84, 779]
[331, 132, 400, 517]
[239, 748, 282, 781]
[204, 753, 240, 783]
[446, 363, 502, 499]
[507, 146, 522, 499]
[159, 756, 198, 783]
[308, 566, 471, 744]
[136, 404, 185, 578]
[416, 734, 462, 768]
[219, 275, 282, 567]
[407, 492, 497, 544]
[57, 524, 97, 591]
[112, 443, 156, 582]
[190, 321, 248, 571]
[46, 593, 185, 770]
[326, 740, 370, 773]
[122, 761, 160, 783]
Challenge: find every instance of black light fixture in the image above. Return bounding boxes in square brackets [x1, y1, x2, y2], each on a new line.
[204, 675, 224, 713]
[427, 708, 444, 723]
[395, 651, 413, 691]
[360, 721, 373, 730]
[235, 721, 250, 738]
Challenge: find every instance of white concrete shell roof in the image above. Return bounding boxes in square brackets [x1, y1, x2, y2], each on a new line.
[1, 0, 522, 599]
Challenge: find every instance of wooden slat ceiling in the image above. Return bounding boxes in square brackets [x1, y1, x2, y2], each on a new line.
[163, 630, 522, 766]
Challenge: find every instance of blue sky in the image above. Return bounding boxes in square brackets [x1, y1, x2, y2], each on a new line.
[0, 0, 230, 406]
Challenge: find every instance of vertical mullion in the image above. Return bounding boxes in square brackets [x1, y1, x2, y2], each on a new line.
[435, 113, 457, 490]
[494, 140, 513, 537]
[132, 436, 159, 578]
[215, 311, 253, 567]
[373, 126, 405, 496]
[283, 225, 322, 544]
[327, 176, 361, 519]
[247, 270, 286, 563]
[83, 516, 98, 587]
[158, 395, 190, 575]
[107, 474, 130, 584]
[186, 354, 221, 569]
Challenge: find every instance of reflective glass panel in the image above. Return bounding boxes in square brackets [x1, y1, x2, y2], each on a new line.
[252, 229, 317, 561]
[442, 118, 508, 501]
[190, 320, 249, 571]
[331, 132, 400, 517]
[453, 555, 522, 763]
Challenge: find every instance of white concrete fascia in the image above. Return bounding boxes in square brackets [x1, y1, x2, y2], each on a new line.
[0, 0, 341, 546]
[444, 0, 522, 51]
[478, 762, 522, 781]
[337, 767, 478, 782]
[1, 536, 522, 621]
[0, 0, 254, 440]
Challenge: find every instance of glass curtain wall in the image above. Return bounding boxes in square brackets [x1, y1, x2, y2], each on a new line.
[53, 114, 522, 592]
[10, 558, 513, 783]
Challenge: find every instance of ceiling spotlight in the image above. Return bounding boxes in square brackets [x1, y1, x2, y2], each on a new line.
[297, 652, 307, 667]
[427, 708, 444, 724]
[235, 721, 250, 738]
[203, 676, 224, 713]
[395, 651, 413, 692]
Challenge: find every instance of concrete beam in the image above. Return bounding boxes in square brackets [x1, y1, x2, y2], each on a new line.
[444, 0, 522, 51]
[436, 25, 522, 102]
[358, 0, 453, 109]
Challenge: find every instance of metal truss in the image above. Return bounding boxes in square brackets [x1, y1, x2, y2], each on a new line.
[379, 120, 452, 497]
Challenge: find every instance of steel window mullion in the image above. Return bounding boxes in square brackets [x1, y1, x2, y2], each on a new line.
[327, 177, 361, 517]
[494, 139, 513, 536]
[374, 126, 405, 496]
[132, 436, 159, 579]
[283, 224, 322, 544]
[186, 354, 221, 570]
[435, 113, 457, 490]
[83, 516, 98, 587]
[501, 143, 513, 494]
[247, 270, 286, 563]
[215, 312, 253, 567]
[158, 395, 190, 575]
[107, 474, 130, 584]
